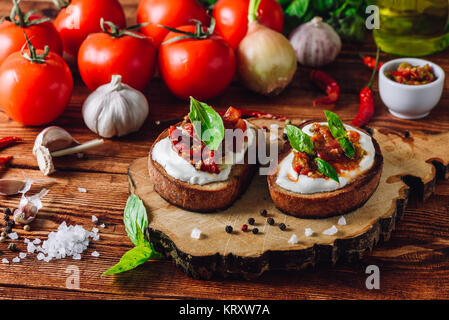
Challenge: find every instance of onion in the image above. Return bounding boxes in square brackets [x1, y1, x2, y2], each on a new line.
[237, 0, 297, 96]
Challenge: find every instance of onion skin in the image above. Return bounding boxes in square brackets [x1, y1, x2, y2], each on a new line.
[289, 17, 341, 67]
[237, 21, 297, 96]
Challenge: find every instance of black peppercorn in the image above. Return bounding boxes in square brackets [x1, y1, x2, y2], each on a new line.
[260, 209, 267, 217]
[4, 225, 12, 233]
[404, 130, 410, 139]
[248, 218, 255, 225]
[8, 243, 17, 252]
[282, 133, 288, 140]
[267, 217, 275, 225]
[279, 223, 286, 231]
[252, 228, 259, 234]
[4, 208, 11, 216]
[3, 214, 9, 222]
[225, 225, 233, 234]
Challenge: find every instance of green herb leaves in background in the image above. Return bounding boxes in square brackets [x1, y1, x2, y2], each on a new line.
[197, 0, 373, 42]
[324, 110, 355, 159]
[103, 194, 163, 276]
[188, 96, 225, 151]
[315, 157, 339, 182]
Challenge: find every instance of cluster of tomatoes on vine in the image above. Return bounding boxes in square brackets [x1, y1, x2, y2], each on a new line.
[0, 0, 284, 126]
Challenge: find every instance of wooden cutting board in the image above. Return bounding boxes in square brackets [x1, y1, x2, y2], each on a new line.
[128, 118, 449, 280]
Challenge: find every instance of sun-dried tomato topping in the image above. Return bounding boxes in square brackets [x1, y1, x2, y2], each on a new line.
[169, 107, 248, 174]
[292, 123, 366, 178]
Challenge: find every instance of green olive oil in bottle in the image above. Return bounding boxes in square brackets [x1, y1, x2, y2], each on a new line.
[373, 0, 449, 56]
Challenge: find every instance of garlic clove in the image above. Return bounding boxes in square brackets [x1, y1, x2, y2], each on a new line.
[13, 188, 49, 225]
[0, 180, 26, 196]
[33, 126, 79, 156]
[35, 146, 55, 176]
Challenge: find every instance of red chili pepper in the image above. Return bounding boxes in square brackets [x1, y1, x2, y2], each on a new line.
[360, 53, 383, 71]
[0, 136, 23, 149]
[352, 48, 380, 128]
[0, 156, 13, 165]
[310, 70, 340, 108]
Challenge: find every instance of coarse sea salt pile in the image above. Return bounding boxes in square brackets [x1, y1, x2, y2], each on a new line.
[25, 221, 100, 262]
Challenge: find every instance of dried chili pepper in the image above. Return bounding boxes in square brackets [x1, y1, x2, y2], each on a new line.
[0, 137, 23, 149]
[352, 48, 380, 128]
[310, 70, 340, 108]
[0, 156, 13, 166]
[360, 53, 383, 71]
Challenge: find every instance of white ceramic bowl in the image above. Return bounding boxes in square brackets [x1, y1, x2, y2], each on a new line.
[379, 58, 445, 119]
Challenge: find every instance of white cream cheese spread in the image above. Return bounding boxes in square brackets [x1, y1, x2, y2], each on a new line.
[276, 122, 375, 194]
[152, 121, 256, 185]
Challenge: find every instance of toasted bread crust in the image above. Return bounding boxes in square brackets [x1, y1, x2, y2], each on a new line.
[148, 125, 256, 212]
[268, 132, 383, 219]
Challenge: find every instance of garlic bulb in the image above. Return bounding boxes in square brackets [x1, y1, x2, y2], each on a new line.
[289, 17, 341, 67]
[82, 75, 149, 138]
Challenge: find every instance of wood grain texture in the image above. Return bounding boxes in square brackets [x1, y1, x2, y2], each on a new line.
[0, 0, 448, 300]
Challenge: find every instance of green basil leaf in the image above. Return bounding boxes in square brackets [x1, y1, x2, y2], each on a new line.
[123, 194, 148, 246]
[286, 0, 310, 19]
[285, 125, 314, 155]
[338, 137, 355, 159]
[315, 158, 339, 182]
[188, 97, 225, 151]
[102, 243, 156, 276]
[324, 110, 355, 159]
[324, 110, 346, 138]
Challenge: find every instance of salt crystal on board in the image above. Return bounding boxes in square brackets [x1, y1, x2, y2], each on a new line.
[288, 234, 299, 244]
[19, 252, 26, 259]
[338, 216, 347, 226]
[2, 258, 9, 264]
[190, 228, 202, 239]
[77, 187, 87, 193]
[91, 215, 98, 223]
[323, 225, 338, 236]
[100, 224, 105, 229]
[304, 228, 313, 237]
[33, 238, 41, 245]
[12, 257, 20, 263]
[8, 232, 18, 240]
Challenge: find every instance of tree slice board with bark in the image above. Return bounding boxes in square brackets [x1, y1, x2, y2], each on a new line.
[127, 118, 449, 280]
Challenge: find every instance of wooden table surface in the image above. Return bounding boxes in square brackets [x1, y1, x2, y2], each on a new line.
[0, 0, 448, 300]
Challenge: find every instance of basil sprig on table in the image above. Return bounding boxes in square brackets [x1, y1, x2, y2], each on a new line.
[103, 194, 163, 276]
[285, 125, 339, 182]
[324, 110, 355, 159]
[188, 96, 225, 151]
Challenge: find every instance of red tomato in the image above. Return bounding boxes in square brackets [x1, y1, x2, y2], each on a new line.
[137, 0, 209, 48]
[54, 0, 126, 57]
[0, 4, 62, 65]
[212, 0, 284, 50]
[0, 50, 73, 126]
[78, 30, 157, 91]
[158, 25, 236, 101]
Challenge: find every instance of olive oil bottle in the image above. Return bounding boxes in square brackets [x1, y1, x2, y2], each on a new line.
[373, 0, 449, 56]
